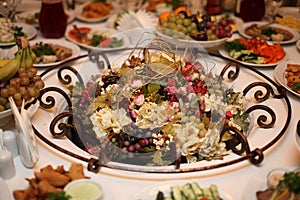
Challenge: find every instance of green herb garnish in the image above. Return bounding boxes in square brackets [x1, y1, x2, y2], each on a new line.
[47, 191, 71, 200]
[277, 171, 300, 194]
[32, 42, 56, 57]
[292, 82, 300, 92]
[11, 26, 26, 39]
[261, 27, 277, 37]
[91, 34, 106, 47]
[225, 40, 246, 52]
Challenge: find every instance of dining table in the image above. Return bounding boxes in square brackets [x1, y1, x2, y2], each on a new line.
[1, 1, 300, 200]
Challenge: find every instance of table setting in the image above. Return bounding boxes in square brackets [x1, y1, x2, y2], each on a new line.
[0, 0, 300, 199]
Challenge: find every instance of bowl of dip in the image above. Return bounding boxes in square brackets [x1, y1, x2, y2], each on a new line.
[64, 179, 103, 200]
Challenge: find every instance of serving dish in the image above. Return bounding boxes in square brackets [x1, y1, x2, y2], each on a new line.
[129, 180, 232, 200]
[74, 2, 113, 23]
[0, 23, 37, 47]
[243, 167, 299, 200]
[237, 21, 300, 45]
[65, 25, 130, 51]
[27, 36, 291, 179]
[18, 9, 75, 28]
[156, 28, 229, 48]
[274, 60, 300, 98]
[218, 45, 288, 68]
[6, 39, 81, 68]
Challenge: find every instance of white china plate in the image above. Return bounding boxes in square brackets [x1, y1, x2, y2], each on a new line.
[156, 28, 229, 48]
[243, 167, 299, 200]
[218, 45, 288, 67]
[297, 40, 300, 51]
[65, 25, 130, 51]
[7, 39, 81, 68]
[278, 7, 300, 20]
[237, 21, 300, 44]
[0, 48, 5, 59]
[129, 180, 232, 200]
[74, 3, 112, 23]
[274, 60, 300, 97]
[0, 177, 11, 200]
[0, 23, 37, 47]
[18, 9, 75, 28]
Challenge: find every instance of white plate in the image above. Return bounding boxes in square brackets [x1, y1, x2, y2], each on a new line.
[218, 45, 288, 67]
[0, 48, 5, 59]
[243, 167, 299, 200]
[130, 180, 232, 200]
[237, 21, 300, 44]
[0, 23, 37, 47]
[7, 39, 81, 68]
[156, 28, 229, 48]
[74, 3, 112, 23]
[274, 60, 300, 97]
[65, 25, 130, 51]
[18, 9, 75, 28]
[0, 177, 11, 200]
[278, 7, 300, 20]
[297, 40, 300, 51]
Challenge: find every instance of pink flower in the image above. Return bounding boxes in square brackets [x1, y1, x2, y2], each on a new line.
[168, 86, 177, 95]
[130, 110, 138, 118]
[226, 111, 233, 119]
[178, 87, 186, 95]
[187, 83, 194, 92]
[133, 94, 144, 106]
[183, 64, 193, 74]
[185, 75, 192, 81]
[167, 79, 175, 87]
[170, 102, 179, 109]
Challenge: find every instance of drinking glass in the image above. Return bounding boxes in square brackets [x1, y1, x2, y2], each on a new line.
[0, 0, 21, 21]
[265, 0, 284, 22]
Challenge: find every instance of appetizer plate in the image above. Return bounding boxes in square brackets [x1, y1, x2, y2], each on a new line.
[237, 21, 300, 45]
[278, 7, 300, 21]
[0, 177, 11, 200]
[156, 28, 229, 48]
[65, 25, 130, 51]
[74, 3, 112, 23]
[218, 45, 288, 68]
[243, 167, 299, 200]
[129, 180, 232, 200]
[0, 23, 37, 47]
[273, 60, 300, 97]
[7, 39, 81, 68]
[18, 9, 75, 28]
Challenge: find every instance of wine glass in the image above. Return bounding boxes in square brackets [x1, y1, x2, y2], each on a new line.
[265, 0, 284, 22]
[0, 0, 20, 21]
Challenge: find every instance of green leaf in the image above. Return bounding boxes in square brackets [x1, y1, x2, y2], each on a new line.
[47, 191, 71, 200]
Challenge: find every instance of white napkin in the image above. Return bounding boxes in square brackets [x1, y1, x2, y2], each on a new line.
[9, 97, 39, 168]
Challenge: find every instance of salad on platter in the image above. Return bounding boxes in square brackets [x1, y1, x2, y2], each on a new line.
[70, 41, 251, 166]
[222, 38, 286, 65]
[256, 169, 300, 200]
[0, 18, 27, 44]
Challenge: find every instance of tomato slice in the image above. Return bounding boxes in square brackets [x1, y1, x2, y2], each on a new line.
[68, 27, 91, 42]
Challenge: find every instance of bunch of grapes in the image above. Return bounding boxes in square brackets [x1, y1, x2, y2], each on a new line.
[0, 67, 45, 111]
[159, 12, 234, 41]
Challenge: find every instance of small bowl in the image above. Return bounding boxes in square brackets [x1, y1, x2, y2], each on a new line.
[64, 179, 103, 200]
[0, 109, 12, 127]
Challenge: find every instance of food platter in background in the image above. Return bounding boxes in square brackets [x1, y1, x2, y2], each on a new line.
[18, 9, 75, 28]
[0, 23, 37, 47]
[237, 21, 300, 44]
[7, 39, 81, 68]
[130, 180, 233, 200]
[65, 25, 130, 51]
[276, 7, 300, 31]
[74, 2, 114, 23]
[0, 48, 5, 59]
[274, 60, 300, 98]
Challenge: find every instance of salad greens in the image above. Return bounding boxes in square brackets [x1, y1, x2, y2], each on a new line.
[47, 191, 71, 200]
[261, 27, 278, 37]
[278, 171, 300, 194]
[12, 26, 26, 39]
[32, 42, 56, 57]
[225, 40, 246, 52]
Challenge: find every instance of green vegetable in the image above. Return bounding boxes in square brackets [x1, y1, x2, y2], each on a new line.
[32, 42, 56, 57]
[47, 191, 71, 200]
[225, 40, 246, 52]
[11, 26, 26, 39]
[156, 191, 165, 200]
[292, 82, 300, 92]
[91, 34, 106, 47]
[277, 171, 300, 194]
[261, 27, 277, 37]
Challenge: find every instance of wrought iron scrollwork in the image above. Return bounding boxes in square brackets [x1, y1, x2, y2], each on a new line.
[243, 82, 275, 103]
[220, 62, 240, 82]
